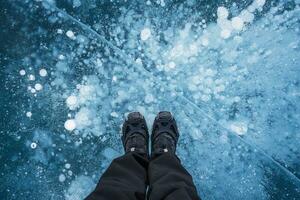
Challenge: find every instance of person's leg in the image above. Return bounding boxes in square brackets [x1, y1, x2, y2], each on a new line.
[85, 112, 150, 200]
[148, 153, 200, 200]
[148, 111, 201, 200]
[86, 152, 148, 200]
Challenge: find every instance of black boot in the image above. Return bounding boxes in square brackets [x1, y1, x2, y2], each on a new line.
[122, 112, 149, 157]
[151, 111, 179, 157]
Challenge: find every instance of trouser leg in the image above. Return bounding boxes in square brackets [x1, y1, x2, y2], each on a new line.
[85, 152, 148, 200]
[148, 153, 201, 200]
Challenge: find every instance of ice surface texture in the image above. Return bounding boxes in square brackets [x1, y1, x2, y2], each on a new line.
[1, 0, 300, 199]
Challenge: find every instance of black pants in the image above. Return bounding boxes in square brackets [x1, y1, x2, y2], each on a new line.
[85, 152, 201, 200]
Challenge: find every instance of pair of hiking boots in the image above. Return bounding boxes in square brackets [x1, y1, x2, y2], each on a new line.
[122, 111, 179, 158]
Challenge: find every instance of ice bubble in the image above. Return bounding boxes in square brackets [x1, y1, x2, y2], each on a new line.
[217, 7, 229, 19]
[168, 61, 176, 69]
[230, 122, 248, 135]
[39, 69, 47, 77]
[231, 17, 244, 31]
[30, 142, 37, 149]
[201, 38, 209, 46]
[59, 174, 66, 182]
[217, 18, 232, 30]
[140, 28, 151, 41]
[19, 69, 26, 76]
[29, 74, 35, 81]
[34, 83, 43, 91]
[160, 0, 165, 7]
[75, 108, 92, 127]
[58, 54, 65, 60]
[30, 88, 36, 93]
[110, 112, 119, 118]
[240, 10, 254, 23]
[57, 29, 63, 34]
[73, 0, 81, 7]
[66, 30, 76, 39]
[220, 29, 231, 39]
[26, 111, 32, 118]
[112, 76, 118, 82]
[66, 96, 78, 107]
[65, 163, 71, 169]
[64, 119, 76, 131]
[145, 93, 154, 103]
[135, 58, 142, 65]
[68, 170, 73, 176]
[201, 95, 211, 102]
[255, 0, 266, 7]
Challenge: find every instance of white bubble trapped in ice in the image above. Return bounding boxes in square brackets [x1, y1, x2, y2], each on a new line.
[65, 163, 71, 169]
[231, 17, 244, 31]
[255, 0, 266, 7]
[230, 121, 248, 135]
[58, 54, 65, 60]
[73, 0, 82, 7]
[29, 74, 35, 81]
[31, 142, 37, 149]
[201, 37, 209, 46]
[168, 61, 176, 69]
[64, 119, 76, 131]
[220, 29, 231, 39]
[240, 10, 254, 23]
[39, 68, 47, 77]
[26, 111, 32, 118]
[59, 174, 66, 182]
[66, 95, 78, 108]
[57, 29, 63, 34]
[19, 69, 26, 76]
[66, 30, 76, 39]
[217, 7, 229, 19]
[140, 28, 151, 41]
[110, 112, 119, 118]
[34, 83, 43, 91]
[30, 88, 36, 93]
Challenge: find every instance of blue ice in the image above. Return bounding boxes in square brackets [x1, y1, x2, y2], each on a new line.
[1, 0, 300, 199]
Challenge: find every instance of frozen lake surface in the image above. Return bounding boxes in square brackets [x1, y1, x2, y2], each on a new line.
[1, 0, 300, 199]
